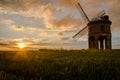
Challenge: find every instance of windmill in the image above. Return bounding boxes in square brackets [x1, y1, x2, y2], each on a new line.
[73, 2, 112, 50]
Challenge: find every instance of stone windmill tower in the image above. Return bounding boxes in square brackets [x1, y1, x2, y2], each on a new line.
[73, 2, 112, 50]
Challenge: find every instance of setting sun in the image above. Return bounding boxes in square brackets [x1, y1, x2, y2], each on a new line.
[17, 43, 25, 49]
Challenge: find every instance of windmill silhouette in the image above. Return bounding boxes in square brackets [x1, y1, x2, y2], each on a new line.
[73, 2, 112, 50]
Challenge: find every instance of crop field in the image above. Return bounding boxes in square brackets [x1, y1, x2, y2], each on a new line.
[0, 49, 120, 80]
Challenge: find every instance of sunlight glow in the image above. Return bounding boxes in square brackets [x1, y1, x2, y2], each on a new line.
[17, 43, 25, 49]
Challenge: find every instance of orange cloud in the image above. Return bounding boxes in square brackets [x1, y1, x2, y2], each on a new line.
[10, 25, 25, 31]
[1, 19, 14, 25]
[10, 25, 37, 33]
[39, 32, 57, 38]
[108, 0, 120, 31]
[39, 31, 65, 39]
[59, 0, 80, 8]
[57, 32, 63, 36]
[52, 14, 81, 28]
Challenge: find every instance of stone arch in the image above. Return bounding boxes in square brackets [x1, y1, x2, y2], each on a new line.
[98, 36, 106, 49]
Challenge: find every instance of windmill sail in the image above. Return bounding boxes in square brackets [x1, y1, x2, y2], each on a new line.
[95, 10, 105, 18]
[73, 26, 88, 39]
[76, 3, 90, 23]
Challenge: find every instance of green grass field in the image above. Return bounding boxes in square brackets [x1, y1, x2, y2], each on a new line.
[0, 49, 120, 80]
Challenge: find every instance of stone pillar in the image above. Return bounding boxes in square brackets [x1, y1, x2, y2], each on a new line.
[94, 37, 98, 49]
[105, 36, 111, 49]
[88, 37, 91, 49]
[92, 39, 94, 48]
[89, 37, 94, 49]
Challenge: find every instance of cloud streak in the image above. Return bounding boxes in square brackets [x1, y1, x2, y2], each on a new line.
[1, 19, 14, 25]
[53, 14, 81, 28]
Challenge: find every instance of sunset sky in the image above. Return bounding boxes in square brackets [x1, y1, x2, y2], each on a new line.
[0, 0, 120, 50]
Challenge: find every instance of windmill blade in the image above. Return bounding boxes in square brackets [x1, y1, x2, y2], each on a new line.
[76, 2, 90, 23]
[73, 26, 88, 39]
[93, 10, 106, 19]
[76, 4, 89, 23]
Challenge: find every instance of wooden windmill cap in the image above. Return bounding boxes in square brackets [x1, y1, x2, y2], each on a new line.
[88, 15, 112, 25]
